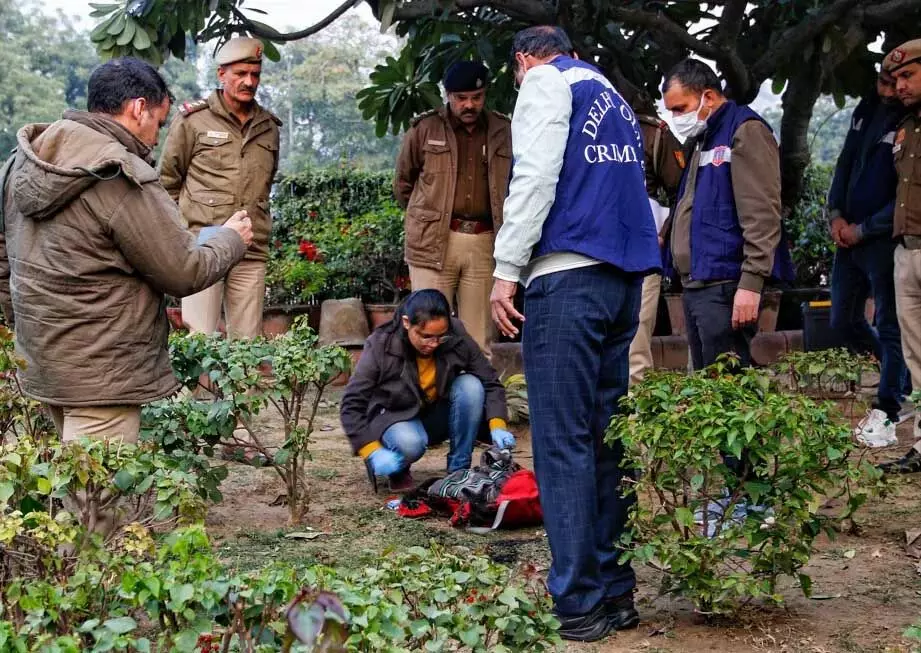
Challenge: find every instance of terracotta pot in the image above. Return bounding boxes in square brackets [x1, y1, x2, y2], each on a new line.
[663, 293, 686, 336]
[318, 298, 370, 347]
[757, 289, 782, 333]
[365, 303, 398, 330]
[262, 304, 321, 338]
[331, 347, 364, 387]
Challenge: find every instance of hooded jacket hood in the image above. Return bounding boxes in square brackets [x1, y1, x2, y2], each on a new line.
[9, 110, 157, 222]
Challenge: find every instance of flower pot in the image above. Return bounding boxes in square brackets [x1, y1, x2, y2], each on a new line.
[757, 289, 782, 333]
[664, 293, 686, 336]
[262, 303, 321, 338]
[365, 303, 398, 330]
[318, 298, 370, 347]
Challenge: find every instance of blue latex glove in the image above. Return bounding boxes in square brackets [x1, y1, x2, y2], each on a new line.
[491, 428, 516, 451]
[367, 447, 405, 476]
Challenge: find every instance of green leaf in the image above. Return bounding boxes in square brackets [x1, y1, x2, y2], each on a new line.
[35, 477, 52, 495]
[103, 616, 137, 634]
[459, 627, 481, 646]
[798, 573, 813, 597]
[771, 77, 786, 95]
[113, 468, 135, 491]
[132, 25, 152, 50]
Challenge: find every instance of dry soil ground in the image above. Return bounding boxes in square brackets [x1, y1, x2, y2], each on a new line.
[204, 390, 921, 653]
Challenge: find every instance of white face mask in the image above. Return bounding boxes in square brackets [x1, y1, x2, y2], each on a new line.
[672, 94, 708, 140]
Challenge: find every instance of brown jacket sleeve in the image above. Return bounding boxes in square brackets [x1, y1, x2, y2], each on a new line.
[109, 181, 246, 298]
[394, 125, 422, 209]
[656, 125, 686, 205]
[158, 117, 193, 203]
[339, 336, 381, 453]
[731, 120, 781, 293]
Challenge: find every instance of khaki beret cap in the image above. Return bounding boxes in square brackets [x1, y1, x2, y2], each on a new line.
[883, 39, 921, 74]
[216, 37, 264, 66]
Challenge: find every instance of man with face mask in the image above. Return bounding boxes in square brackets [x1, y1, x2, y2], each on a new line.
[159, 37, 281, 341]
[394, 61, 513, 356]
[491, 26, 659, 641]
[827, 70, 909, 448]
[663, 58, 786, 371]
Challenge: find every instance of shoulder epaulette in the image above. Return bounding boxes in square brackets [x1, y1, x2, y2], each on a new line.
[410, 109, 439, 127]
[178, 99, 209, 117]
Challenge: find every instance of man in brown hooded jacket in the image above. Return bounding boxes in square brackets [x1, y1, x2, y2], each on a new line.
[0, 57, 252, 443]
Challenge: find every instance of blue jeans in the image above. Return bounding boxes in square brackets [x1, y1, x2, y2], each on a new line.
[523, 265, 641, 617]
[831, 237, 907, 420]
[381, 374, 485, 473]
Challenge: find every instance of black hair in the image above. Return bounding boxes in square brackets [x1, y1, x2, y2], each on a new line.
[87, 57, 174, 115]
[662, 58, 723, 96]
[511, 25, 574, 62]
[396, 289, 452, 327]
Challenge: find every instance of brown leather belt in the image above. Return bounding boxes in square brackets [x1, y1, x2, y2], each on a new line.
[450, 218, 493, 235]
[901, 235, 921, 250]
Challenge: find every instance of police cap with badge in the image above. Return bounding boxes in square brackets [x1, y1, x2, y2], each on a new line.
[882, 39, 921, 74]
[443, 61, 489, 93]
[215, 37, 264, 66]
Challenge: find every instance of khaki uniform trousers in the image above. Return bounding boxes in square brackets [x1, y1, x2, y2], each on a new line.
[894, 245, 921, 453]
[182, 259, 266, 339]
[628, 274, 662, 385]
[409, 230, 495, 356]
[47, 404, 141, 540]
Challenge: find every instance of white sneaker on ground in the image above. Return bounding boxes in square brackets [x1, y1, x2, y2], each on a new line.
[854, 409, 898, 448]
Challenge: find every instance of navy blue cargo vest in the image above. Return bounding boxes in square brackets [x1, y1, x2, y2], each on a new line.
[675, 101, 794, 283]
[530, 56, 660, 274]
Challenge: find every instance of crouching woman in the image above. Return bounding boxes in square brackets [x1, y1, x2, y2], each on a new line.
[340, 289, 514, 490]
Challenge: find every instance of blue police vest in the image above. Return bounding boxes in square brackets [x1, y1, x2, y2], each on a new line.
[530, 56, 660, 274]
[675, 101, 794, 283]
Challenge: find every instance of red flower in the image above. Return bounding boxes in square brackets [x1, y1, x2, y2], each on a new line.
[273, 239, 283, 250]
[308, 210, 319, 219]
[299, 240, 319, 261]
[394, 275, 410, 290]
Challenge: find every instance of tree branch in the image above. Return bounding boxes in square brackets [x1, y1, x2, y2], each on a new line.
[607, 7, 720, 60]
[715, 0, 748, 46]
[232, 0, 361, 42]
[863, 0, 921, 26]
[751, 0, 862, 81]
[391, 0, 556, 23]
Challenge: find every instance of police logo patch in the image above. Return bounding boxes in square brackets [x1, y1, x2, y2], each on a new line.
[893, 49, 906, 63]
[711, 145, 730, 167]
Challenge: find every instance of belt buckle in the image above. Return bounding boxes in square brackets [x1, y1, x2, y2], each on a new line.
[459, 220, 476, 235]
[906, 235, 921, 250]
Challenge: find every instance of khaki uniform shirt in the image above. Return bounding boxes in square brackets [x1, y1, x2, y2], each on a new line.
[894, 112, 921, 237]
[159, 90, 281, 261]
[638, 114, 685, 204]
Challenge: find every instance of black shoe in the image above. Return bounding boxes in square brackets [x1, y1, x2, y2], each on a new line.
[604, 591, 640, 630]
[555, 603, 614, 642]
[878, 448, 921, 474]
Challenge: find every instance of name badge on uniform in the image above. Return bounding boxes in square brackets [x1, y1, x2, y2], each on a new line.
[426, 139, 446, 146]
[206, 130, 230, 139]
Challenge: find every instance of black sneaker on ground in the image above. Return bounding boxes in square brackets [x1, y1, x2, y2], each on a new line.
[604, 591, 641, 630]
[878, 448, 921, 474]
[554, 602, 614, 642]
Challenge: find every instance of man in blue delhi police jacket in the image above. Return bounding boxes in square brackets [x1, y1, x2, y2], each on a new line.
[490, 26, 660, 642]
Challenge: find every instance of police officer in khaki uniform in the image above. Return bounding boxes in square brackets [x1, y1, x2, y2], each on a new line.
[628, 110, 684, 384]
[159, 37, 281, 339]
[394, 61, 513, 356]
[879, 39, 921, 473]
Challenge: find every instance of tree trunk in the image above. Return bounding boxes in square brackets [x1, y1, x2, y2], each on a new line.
[778, 59, 823, 216]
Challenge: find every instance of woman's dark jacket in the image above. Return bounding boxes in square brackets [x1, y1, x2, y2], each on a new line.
[340, 318, 508, 454]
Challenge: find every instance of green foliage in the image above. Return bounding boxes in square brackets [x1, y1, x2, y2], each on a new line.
[772, 348, 876, 398]
[269, 170, 407, 303]
[0, 326, 52, 444]
[785, 164, 835, 287]
[144, 321, 351, 523]
[502, 374, 529, 425]
[0, 526, 559, 651]
[607, 357, 882, 614]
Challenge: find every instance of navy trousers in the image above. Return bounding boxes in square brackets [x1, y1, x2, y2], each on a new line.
[522, 264, 641, 617]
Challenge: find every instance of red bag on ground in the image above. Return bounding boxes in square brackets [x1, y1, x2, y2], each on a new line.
[452, 469, 543, 533]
